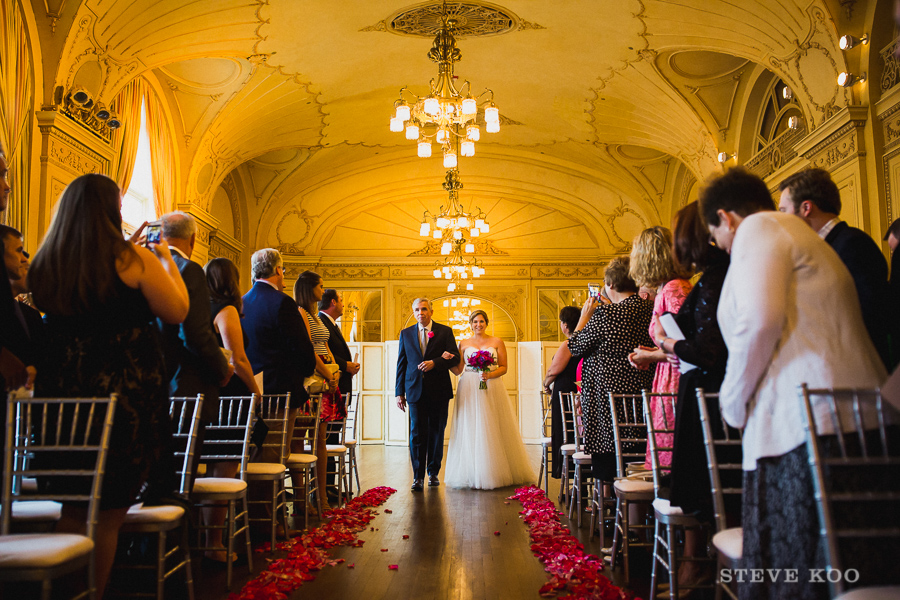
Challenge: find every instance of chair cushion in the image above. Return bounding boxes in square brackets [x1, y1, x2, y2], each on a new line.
[573, 452, 592, 463]
[192, 477, 247, 495]
[652, 497, 684, 516]
[20, 478, 38, 494]
[286, 453, 317, 466]
[541, 436, 552, 446]
[326, 445, 348, 455]
[560, 443, 577, 455]
[613, 478, 654, 493]
[344, 439, 357, 447]
[836, 587, 900, 600]
[0, 533, 93, 568]
[712, 527, 743, 561]
[247, 463, 287, 476]
[9, 501, 62, 522]
[123, 504, 185, 525]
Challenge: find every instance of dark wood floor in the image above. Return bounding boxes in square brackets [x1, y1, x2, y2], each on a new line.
[189, 444, 653, 600]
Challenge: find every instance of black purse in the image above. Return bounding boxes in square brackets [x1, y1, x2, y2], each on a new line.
[250, 414, 270, 450]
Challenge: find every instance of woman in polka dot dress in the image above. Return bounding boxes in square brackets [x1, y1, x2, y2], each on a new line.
[568, 256, 655, 483]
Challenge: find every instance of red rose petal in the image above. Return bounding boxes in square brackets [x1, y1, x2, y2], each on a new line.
[402, 534, 409, 539]
[388, 564, 399, 570]
[494, 531, 500, 536]
[381, 548, 388, 552]
[384, 509, 393, 513]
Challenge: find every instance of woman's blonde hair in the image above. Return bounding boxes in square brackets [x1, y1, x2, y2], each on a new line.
[628, 226, 687, 288]
[469, 309, 489, 325]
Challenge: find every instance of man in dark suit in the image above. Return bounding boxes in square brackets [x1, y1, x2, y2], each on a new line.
[395, 298, 460, 491]
[318, 289, 360, 498]
[158, 212, 233, 416]
[0, 158, 30, 394]
[1, 224, 40, 386]
[779, 169, 891, 367]
[242, 248, 316, 412]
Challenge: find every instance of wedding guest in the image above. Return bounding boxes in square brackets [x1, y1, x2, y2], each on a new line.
[1, 225, 39, 386]
[295, 271, 344, 508]
[542, 305, 580, 479]
[29, 173, 189, 597]
[655, 201, 731, 587]
[203, 256, 261, 560]
[628, 227, 692, 469]
[568, 257, 654, 483]
[779, 168, 891, 368]
[885, 217, 900, 366]
[701, 168, 886, 600]
[0, 150, 29, 393]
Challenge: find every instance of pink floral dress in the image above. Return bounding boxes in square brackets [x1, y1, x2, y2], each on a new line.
[645, 278, 692, 469]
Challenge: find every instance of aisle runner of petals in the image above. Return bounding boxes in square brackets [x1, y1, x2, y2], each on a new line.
[511, 486, 638, 600]
[230, 486, 396, 600]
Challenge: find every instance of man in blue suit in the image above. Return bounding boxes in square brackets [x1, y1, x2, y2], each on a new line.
[242, 248, 316, 411]
[395, 298, 460, 491]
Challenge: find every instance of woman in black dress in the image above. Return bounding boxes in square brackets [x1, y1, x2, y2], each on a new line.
[568, 256, 654, 482]
[543, 306, 581, 479]
[30, 174, 189, 597]
[654, 201, 731, 586]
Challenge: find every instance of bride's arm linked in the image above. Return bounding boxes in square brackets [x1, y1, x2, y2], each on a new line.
[445, 342, 466, 376]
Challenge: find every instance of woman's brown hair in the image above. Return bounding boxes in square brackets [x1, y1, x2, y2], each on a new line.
[30, 174, 137, 315]
[469, 309, 489, 325]
[293, 270, 322, 315]
[672, 201, 713, 271]
[205, 257, 243, 314]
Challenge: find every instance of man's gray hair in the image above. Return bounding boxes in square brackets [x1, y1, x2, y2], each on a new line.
[160, 211, 197, 240]
[412, 297, 432, 310]
[251, 248, 283, 281]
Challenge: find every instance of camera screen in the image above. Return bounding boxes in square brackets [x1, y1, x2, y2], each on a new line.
[146, 226, 161, 245]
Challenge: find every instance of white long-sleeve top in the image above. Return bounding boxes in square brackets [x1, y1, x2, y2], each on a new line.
[717, 211, 887, 470]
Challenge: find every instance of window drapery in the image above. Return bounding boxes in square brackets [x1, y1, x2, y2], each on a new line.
[143, 86, 176, 218]
[109, 78, 146, 193]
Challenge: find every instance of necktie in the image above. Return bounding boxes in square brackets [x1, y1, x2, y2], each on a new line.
[420, 326, 427, 355]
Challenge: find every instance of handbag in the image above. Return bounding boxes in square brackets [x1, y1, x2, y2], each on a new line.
[304, 362, 339, 394]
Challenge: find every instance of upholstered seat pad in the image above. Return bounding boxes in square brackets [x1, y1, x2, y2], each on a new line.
[123, 504, 185, 524]
[613, 478, 654, 493]
[247, 463, 286, 476]
[192, 477, 247, 495]
[326, 445, 348, 454]
[835, 586, 900, 600]
[652, 497, 684, 516]
[286, 453, 317, 466]
[560, 443, 577, 455]
[712, 527, 743, 560]
[0, 534, 93, 568]
[541, 437, 552, 446]
[344, 439, 357, 447]
[573, 452, 592, 462]
[8, 501, 62, 522]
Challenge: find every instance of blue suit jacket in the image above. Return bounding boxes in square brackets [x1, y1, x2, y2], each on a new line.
[242, 281, 316, 407]
[395, 321, 459, 404]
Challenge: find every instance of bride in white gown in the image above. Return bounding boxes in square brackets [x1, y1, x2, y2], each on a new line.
[443, 310, 536, 490]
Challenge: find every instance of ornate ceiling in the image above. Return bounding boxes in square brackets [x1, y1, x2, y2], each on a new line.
[41, 0, 855, 260]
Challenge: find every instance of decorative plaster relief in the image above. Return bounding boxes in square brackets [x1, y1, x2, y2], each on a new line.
[364, 2, 542, 38]
[275, 207, 314, 254]
[533, 265, 607, 278]
[745, 123, 807, 180]
[221, 174, 243, 241]
[320, 267, 386, 279]
[801, 121, 865, 172]
[208, 237, 240, 264]
[46, 128, 106, 176]
[598, 201, 647, 253]
[408, 239, 507, 256]
[882, 146, 900, 223]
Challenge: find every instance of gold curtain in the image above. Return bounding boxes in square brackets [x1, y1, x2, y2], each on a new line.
[0, 0, 34, 231]
[143, 86, 176, 217]
[109, 78, 146, 192]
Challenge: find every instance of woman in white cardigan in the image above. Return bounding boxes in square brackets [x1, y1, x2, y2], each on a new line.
[700, 168, 886, 600]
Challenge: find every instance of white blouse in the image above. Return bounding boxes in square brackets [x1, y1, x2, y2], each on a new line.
[717, 211, 887, 470]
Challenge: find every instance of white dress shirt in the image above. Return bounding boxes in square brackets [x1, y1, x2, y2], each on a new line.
[717, 211, 887, 470]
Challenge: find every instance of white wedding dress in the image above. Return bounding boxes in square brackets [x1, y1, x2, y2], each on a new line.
[444, 347, 536, 490]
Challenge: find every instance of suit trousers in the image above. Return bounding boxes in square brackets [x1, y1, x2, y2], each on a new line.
[408, 400, 449, 479]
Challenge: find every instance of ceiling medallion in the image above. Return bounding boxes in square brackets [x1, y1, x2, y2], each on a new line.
[376, 1, 521, 39]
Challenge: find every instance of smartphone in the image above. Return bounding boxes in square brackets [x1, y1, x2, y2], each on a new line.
[588, 282, 602, 300]
[145, 222, 162, 246]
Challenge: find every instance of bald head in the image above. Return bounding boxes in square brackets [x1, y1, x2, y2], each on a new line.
[160, 211, 197, 258]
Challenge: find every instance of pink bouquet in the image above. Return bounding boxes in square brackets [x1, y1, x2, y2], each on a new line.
[467, 350, 495, 389]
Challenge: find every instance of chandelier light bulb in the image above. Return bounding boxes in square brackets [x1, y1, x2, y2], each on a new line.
[462, 97, 477, 115]
[448, 283, 456, 292]
[441, 242, 452, 255]
[445, 102, 455, 115]
[445, 272, 452, 280]
[443, 151, 458, 168]
[460, 140, 475, 157]
[466, 283, 474, 291]
[466, 124, 480, 141]
[442, 266, 450, 274]
[485, 120, 500, 134]
[432, 229, 442, 239]
[484, 105, 499, 123]
[479, 221, 489, 233]
[419, 222, 430, 236]
[395, 103, 411, 121]
[437, 217, 450, 229]
[424, 96, 440, 115]
[469, 227, 480, 237]
[405, 124, 419, 140]
[417, 140, 432, 158]
[436, 128, 450, 144]
[443, 300, 450, 307]
[465, 243, 475, 253]
[453, 229, 463, 240]
[457, 216, 469, 228]
[433, 269, 441, 278]
[390, 117, 404, 133]
[461, 271, 468, 279]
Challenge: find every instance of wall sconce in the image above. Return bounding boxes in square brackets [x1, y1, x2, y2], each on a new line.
[839, 34, 868, 50]
[788, 115, 801, 130]
[837, 72, 866, 87]
[107, 113, 121, 129]
[782, 86, 793, 101]
[717, 152, 733, 164]
[69, 87, 94, 109]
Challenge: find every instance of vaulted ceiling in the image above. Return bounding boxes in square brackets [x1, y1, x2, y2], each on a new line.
[43, 0, 855, 260]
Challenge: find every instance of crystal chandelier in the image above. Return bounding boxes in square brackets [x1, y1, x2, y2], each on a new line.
[390, 1, 501, 168]
[421, 169, 488, 292]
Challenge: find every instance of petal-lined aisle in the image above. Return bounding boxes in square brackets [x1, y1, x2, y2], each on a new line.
[511, 486, 638, 600]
